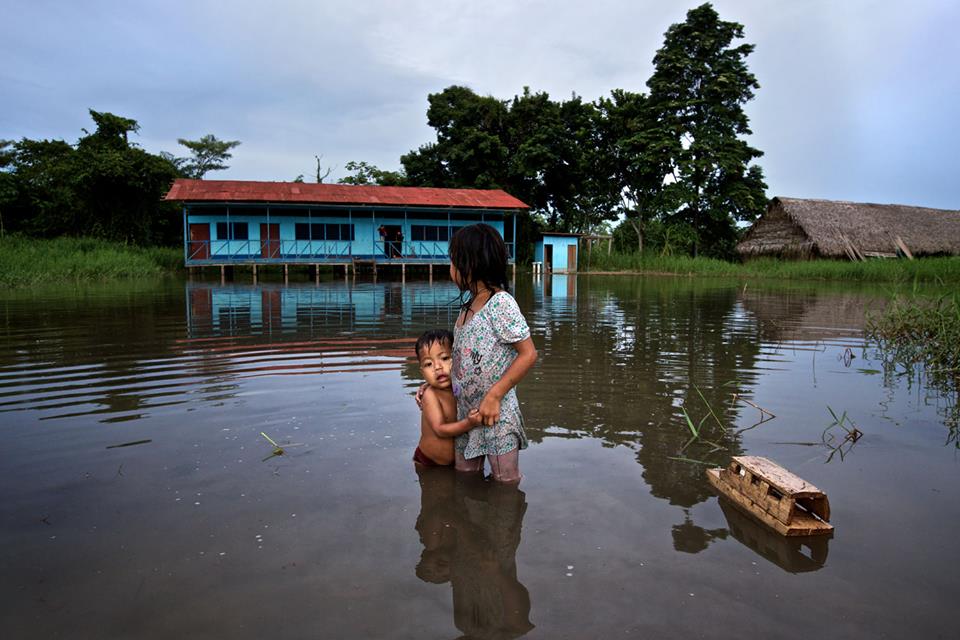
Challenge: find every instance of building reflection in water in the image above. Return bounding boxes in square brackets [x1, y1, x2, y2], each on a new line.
[415, 467, 534, 639]
[532, 273, 576, 299]
[185, 280, 459, 338]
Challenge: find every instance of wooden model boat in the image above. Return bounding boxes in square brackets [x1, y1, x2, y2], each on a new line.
[706, 456, 833, 537]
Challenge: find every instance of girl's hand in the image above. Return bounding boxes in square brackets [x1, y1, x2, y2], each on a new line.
[415, 382, 429, 410]
[478, 393, 502, 426]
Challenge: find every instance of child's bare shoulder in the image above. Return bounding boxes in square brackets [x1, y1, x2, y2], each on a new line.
[422, 385, 455, 420]
[421, 385, 441, 404]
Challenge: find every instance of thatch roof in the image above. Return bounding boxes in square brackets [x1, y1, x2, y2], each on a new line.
[737, 197, 960, 259]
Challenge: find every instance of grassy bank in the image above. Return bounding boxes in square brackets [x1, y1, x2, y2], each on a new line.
[583, 251, 960, 283]
[0, 235, 182, 286]
[866, 293, 960, 387]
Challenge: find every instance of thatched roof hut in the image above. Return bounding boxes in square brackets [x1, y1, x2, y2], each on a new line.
[737, 197, 960, 259]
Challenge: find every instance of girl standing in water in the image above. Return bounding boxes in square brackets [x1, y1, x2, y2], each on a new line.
[447, 223, 537, 482]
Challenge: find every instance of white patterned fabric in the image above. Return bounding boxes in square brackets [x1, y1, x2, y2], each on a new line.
[452, 292, 531, 458]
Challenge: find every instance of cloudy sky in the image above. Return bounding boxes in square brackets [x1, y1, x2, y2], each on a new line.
[3, 0, 958, 209]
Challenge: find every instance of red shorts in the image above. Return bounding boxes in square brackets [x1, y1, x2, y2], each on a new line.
[413, 446, 451, 467]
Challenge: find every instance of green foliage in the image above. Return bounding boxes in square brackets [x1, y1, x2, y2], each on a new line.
[392, 4, 768, 259]
[866, 295, 960, 443]
[647, 3, 768, 258]
[4, 110, 182, 245]
[0, 234, 181, 286]
[866, 293, 960, 383]
[339, 161, 405, 186]
[176, 134, 241, 179]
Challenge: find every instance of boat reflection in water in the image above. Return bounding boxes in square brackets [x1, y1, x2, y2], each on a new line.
[414, 467, 534, 639]
[672, 500, 829, 574]
[718, 499, 830, 573]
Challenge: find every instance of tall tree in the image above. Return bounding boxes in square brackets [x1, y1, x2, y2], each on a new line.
[402, 86, 619, 235]
[647, 3, 767, 258]
[596, 90, 676, 253]
[402, 85, 511, 190]
[177, 134, 241, 179]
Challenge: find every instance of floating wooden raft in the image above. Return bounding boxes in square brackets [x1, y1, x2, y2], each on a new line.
[706, 456, 833, 537]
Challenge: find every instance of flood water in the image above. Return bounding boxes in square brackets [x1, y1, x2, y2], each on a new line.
[1, 273, 957, 639]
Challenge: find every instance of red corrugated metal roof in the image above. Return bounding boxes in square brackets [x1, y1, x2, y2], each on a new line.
[165, 179, 528, 209]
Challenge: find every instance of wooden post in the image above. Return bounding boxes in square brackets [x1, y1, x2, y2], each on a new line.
[894, 236, 914, 260]
[284, 264, 289, 284]
[429, 263, 433, 283]
[401, 263, 406, 284]
[252, 264, 258, 283]
[220, 265, 226, 284]
[314, 264, 320, 284]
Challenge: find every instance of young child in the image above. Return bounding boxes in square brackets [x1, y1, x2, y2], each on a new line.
[413, 329, 482, 468]
[448, 223, 537, 482]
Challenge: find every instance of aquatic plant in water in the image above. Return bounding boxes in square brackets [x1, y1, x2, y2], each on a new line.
[822, 407, 863, 463]
[866, 293, 960, 446]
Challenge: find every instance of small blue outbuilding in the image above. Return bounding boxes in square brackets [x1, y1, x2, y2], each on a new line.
[534, 233, 580, 273]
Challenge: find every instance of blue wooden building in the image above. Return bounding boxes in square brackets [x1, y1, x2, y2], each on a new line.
[534, 232, 580, 273]
[165, 180, 527, 269]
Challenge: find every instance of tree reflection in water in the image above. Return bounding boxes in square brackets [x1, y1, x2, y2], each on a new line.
[414, 467, 534, 640]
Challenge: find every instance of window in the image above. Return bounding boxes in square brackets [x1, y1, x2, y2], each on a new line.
[294, 223, 354, 241]
[411, 225, 450, 242]
[216, 222, 248, 240]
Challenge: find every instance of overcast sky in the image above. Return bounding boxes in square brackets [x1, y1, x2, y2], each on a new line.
[3, 0, 958, 209]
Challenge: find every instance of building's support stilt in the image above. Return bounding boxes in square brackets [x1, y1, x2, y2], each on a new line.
[220, 265, 226, 285]
[252, 264, 258, 284]
[314, 264, 320, 284]
[284, 264, 289, 284]
[401, 263, 406, 284]
[429, 263, 433, 283]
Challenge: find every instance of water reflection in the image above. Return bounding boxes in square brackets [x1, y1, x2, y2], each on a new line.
[672, 509, 728, 554]
[717, 499, 830, 573]
[415, 467, 534, 639]
[526, 278, 766, 509]
[186, 280, 458, 338]
[533, 273, 577, 299]
[672, 501, 830, 573]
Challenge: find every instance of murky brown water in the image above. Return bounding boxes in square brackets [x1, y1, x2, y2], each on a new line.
[1, 274, 956, 639]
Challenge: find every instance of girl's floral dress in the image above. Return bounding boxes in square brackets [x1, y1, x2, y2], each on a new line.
[452, 291, 530, 458]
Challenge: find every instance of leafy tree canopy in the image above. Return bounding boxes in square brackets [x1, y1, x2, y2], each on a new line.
[338, 161, 405, 186]
[4, 110, 179, 244]
[647, 2, 767, 257]
[176, 134, 240, 179]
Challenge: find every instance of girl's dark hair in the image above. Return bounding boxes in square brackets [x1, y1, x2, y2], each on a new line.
[449, 223, 509, 315]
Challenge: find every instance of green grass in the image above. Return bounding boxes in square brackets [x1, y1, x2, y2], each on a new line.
[583, 251, 960, 284]
[866, 292, 960, 443]
[0, 235, 182, 286]
[866, 293, 960, 385]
